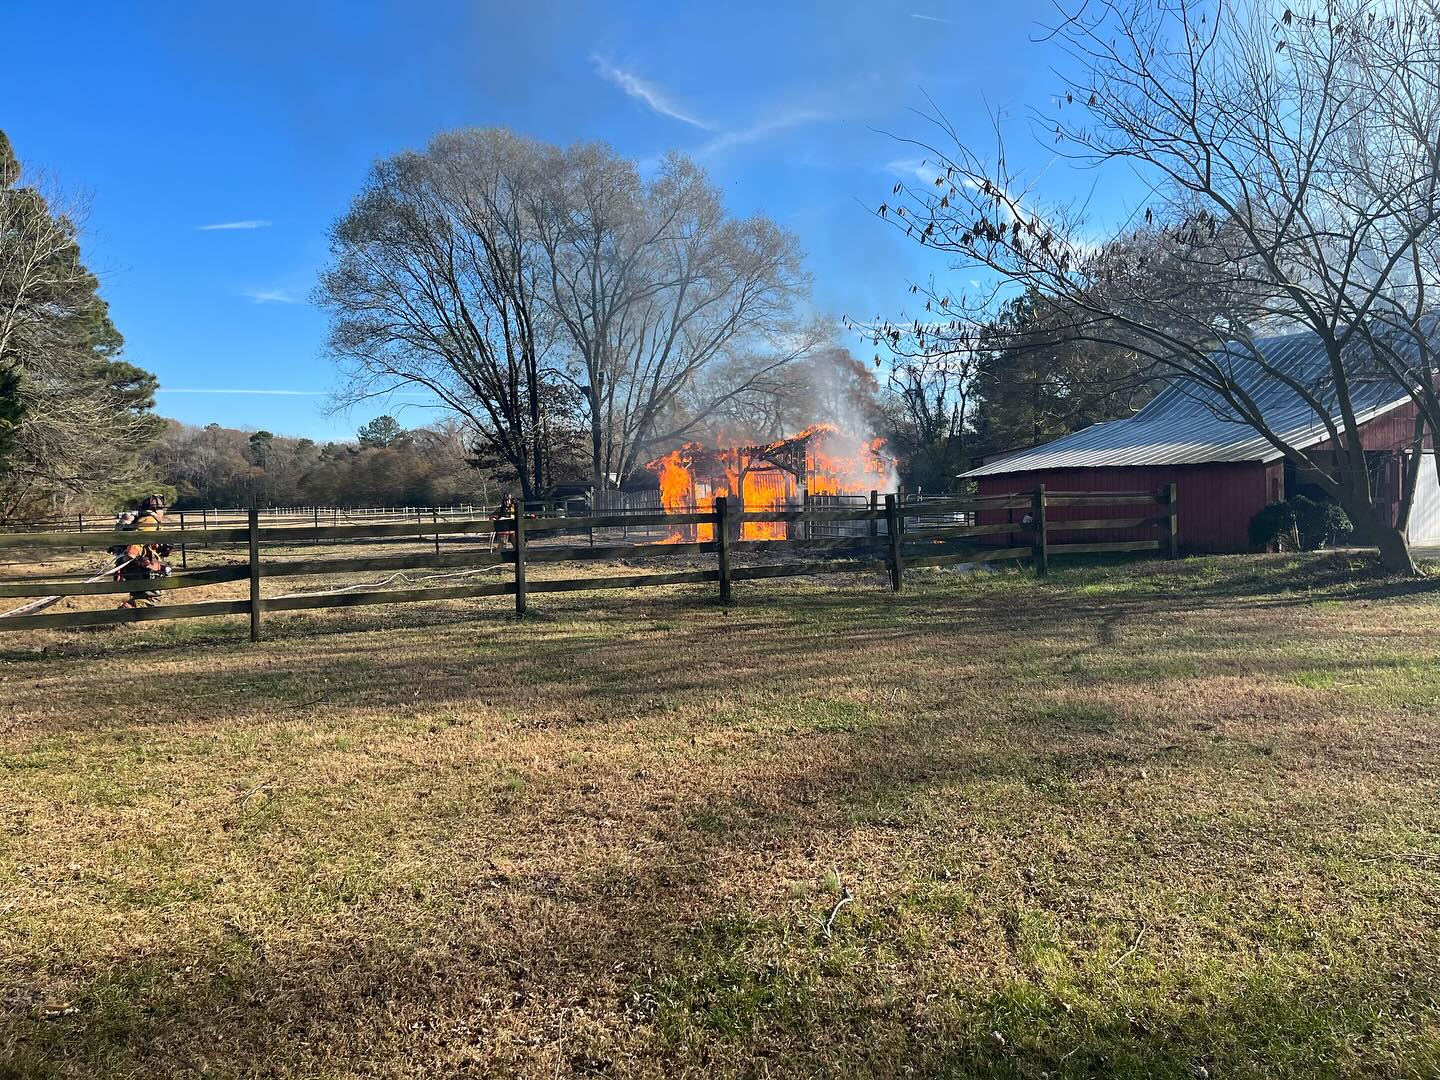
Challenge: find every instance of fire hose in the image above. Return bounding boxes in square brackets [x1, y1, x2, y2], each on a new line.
[0, 557, 134, 620]
[268, 563, 509, 600]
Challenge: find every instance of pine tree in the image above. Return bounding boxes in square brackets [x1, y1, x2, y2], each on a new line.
[971, 290, 1154, 458]
[0, 129, 162, 518]
[357, 414, 406, 449]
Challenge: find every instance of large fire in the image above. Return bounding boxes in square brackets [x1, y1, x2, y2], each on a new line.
[646, 423, 897, 542]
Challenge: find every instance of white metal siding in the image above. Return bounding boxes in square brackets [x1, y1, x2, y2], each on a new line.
[1408, 452, 1440, 544]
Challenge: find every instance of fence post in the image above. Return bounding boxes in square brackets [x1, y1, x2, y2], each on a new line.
[77, 513, 84, 554]
[716, 495, 732, 603]
[885, 493, 904, 592]
[248, 505, 262, 642]
[313, 506, 320, 546]
[513, 499, 527, 616]
[1032, 484, 1049, 577]
[178, 511, 187, 569]
[869, 489, 878, 542]
[1166, 482, 1179, 559]
[433, 508, 441, 558]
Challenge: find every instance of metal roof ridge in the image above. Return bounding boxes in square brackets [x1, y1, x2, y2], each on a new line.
[959, 324, 1427, 478]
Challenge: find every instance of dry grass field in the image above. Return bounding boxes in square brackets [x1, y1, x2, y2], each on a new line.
[3, 552, 1440, 1078]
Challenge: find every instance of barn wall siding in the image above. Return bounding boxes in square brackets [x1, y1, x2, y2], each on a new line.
[975, 462, 1270, 553]
[970, 403, 1432, 554]
[1311, 399, 1432, 454]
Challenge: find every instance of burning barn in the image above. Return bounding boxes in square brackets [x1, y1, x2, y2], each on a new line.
[646, 424, 897, 541]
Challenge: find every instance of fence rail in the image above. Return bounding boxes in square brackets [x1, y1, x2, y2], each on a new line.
[0, 486, 1178, 638]
[0, 504, 495, 532]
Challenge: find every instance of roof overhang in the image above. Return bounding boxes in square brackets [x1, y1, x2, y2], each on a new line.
[960, 393, 1413, 479]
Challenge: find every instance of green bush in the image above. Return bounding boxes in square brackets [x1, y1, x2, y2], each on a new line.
[1249, 495, 1353, 552]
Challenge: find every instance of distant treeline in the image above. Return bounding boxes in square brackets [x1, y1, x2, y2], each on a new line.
[144, 417, 504, 510]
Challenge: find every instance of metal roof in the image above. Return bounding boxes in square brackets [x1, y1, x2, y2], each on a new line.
[961, 328, 1415, 478]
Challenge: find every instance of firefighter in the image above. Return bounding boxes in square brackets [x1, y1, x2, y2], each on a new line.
[111, 494, 175, 609]
[490, 494, 517, 552]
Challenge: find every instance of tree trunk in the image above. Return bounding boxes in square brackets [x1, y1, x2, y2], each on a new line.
[1343, 494, 1419, 575]
[1371, 523, 1418, 575]
[515, 450, 535, 502]
[1397, 446, 1424, 537]
[529, 407, 544, 500]
[588, 384, 606, 494]
[1324, 447, 1419, 575]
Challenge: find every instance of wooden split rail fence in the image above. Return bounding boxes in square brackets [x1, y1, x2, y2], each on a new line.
[0, 486, 1178, 639]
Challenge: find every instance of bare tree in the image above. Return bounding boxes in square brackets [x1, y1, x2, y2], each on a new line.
[848, 311, 984, 490]
[879, 0, 1440, 572]
[529, 148, 810, 487]
[318, 129, 562, 500]
[321, 133, 810, 495]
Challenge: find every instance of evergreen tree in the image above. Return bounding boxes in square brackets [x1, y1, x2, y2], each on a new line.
[971, 290, 1154, 459]
[0, 129, 162, 518]
[0, 365, 21, 462]
[357, 414, 405, 449]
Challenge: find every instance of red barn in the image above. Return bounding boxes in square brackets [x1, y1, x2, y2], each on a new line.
[962, 331, 1440, 553]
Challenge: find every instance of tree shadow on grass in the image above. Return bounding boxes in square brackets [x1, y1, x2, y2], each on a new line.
[7, 571, 1439, 739]
[644, 945, 1440, 1078]
[5, 705, 1437, 1078]
[3, 551, 1436, 668]
[8, 555, 1440, 1071]
[10, 925, 1434, 1079]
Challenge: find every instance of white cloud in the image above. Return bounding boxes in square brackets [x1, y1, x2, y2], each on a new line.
[196, 219, 272, 231]
[591, 56, 715, 130]
[242, 288, 300, 304]
[886, 157, 942, 185]
[910, 13, 959, 24]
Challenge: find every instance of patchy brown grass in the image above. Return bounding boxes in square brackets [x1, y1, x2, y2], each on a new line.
[3, 552, 1440, 1078]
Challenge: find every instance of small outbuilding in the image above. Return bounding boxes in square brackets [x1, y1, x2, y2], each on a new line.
[961, 329, 1440, 552]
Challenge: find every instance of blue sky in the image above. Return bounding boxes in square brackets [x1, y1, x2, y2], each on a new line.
[7, 0, 1127, 441]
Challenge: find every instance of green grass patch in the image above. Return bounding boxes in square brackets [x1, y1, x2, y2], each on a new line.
[4, 552, 1440, 1076]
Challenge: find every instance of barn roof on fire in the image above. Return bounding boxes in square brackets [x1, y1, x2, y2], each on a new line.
[961, 327, 1419, 478]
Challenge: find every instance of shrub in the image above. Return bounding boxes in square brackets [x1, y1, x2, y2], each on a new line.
[1249, 495, 1353, 551]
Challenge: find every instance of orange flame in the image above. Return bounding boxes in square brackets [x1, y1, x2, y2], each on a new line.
[646, 425, 896, 542]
